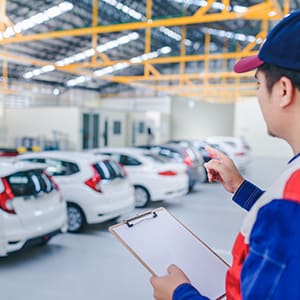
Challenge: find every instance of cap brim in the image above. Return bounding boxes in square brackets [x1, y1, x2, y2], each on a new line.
[234, 55, 264, 73]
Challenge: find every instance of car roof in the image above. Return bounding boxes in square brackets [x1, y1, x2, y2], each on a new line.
[0, 160, 45, 177]
[160, 143, 186, 152]
[18, 151, 109, 164]
[93, 147, 152, 157]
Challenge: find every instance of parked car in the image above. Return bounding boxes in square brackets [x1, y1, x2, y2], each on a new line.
[137, 143, 206, 191]
[168, 139, 228, 182]
[0, 160, 67, 256]
[17, 151, 135, 232]
[204, 136, 251, 171]
[0, 148, 19, 157]
[90, 147, 189, 208]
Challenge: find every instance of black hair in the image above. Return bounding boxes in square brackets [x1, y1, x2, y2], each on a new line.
[258, 63, 300, 92]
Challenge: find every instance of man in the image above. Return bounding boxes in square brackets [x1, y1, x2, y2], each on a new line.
[151, 9, 300, 300]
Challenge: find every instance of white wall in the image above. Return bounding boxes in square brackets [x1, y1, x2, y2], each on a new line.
[99, 96, 171, 114]
[5, 107, 81, 150]
[234, 97, 292, 158]
[98, 109, 127, 147]
[99, 96, 171, 145]
[171, 97, 234, 140]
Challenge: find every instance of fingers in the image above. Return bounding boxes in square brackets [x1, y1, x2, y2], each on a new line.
[167, 264, 179, 274]
[205, 145, 226, 160]
[150, 275, 158, 287]
[204, 159, 222, 175]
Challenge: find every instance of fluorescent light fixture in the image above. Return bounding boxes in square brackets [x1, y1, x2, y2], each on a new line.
[23, 32, 139, 79]
[171, 0, 248, 13]
[53, 88, 60, 96]
[102, 0, 144, 20]
[268, 11, 277, 17]
[160, 46, 172, 54]
[101, 0, 193, 47]
[66, 76, 91, 87]
[67, 46, 172, 87]
[202, 27, 260, 44]
[233, 5, 248, 13]
[0, 2, 73, 40]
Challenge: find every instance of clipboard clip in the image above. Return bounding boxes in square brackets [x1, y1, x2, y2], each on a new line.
[125, 210, 158, 228]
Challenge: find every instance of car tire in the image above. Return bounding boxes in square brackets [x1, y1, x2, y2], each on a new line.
[67, 203, 85, 233]
[134, 185, 150, 208]
[188, 182, 195, 192]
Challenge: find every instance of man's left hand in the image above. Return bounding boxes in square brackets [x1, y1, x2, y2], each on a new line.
[150, 264, 191, 300]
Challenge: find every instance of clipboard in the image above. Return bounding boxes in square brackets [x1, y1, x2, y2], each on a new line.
[109, 207, 229, 300]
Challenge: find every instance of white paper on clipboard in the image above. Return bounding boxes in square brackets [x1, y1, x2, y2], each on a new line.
[109, 207, 229, 300]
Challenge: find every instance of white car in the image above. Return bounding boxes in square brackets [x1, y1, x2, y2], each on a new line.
[0, 160, 67, 256]
[90, 147, 189, 208]
[204, 136, 251, 171]
[17, 151, 135, 232]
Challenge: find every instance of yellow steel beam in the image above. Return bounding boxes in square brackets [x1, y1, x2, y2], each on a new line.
[91, 0, 98, 64]
[0, 2, 280, 45]
[269, 0, 284, 17]
[0, 48, 258, 76]
[193, 0, 215, 18]
[221, 0, 230, 11]
[146, 51, 259, 64]
[69, 50, 259, 69]
[104, 71, 255, 83]
[2, 60, 8, 89]
[144, 0, 152, 76]
[180, 25, 186, 86]
[203, 32, 210, 89]
[1, 88, 19, 95]
[144, 63, 160, 77]
[154, 82, 257, 92]
[221, 39, 228, 88]
[283, 0, 290, 15]
[0, 0, 6, 32]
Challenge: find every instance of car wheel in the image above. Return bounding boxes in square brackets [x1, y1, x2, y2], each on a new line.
[67, 203, 85, 233]
[188, 182, 195, 192]
[134, 185, 150, 208]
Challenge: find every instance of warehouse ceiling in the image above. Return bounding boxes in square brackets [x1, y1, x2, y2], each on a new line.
[0, 0, 299, 101]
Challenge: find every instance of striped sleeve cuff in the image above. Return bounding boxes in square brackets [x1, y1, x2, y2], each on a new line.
[232, 180, 264, 211]
[173, 283, 209, 300]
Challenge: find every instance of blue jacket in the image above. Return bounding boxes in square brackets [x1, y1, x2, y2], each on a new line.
[173, 154, 300, 300]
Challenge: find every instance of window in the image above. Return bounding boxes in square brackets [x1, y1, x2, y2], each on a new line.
[143, 153, 169, 163]
[93, 160, 125, 180]
[44, 158, 79, 176]
[109, 160, 126, 177]
[5, 169, 55, 197]
[138, 122, 145, 134]
[113, 121, 122, 135]
[94, 161, 113, 180]
[120, 155, 141, 166]
[23, 158, 45, 164]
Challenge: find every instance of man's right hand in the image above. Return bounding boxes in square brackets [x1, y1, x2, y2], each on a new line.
[204, 145, 244, 194]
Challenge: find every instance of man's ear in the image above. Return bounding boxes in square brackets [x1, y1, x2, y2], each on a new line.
[278, 76, 294, 108]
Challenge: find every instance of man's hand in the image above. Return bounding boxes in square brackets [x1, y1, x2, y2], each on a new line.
[150, 264, 190, 300]
[204, 145, 244, 194]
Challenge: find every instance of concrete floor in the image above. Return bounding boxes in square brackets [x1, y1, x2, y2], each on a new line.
[0, 157, 288, 300]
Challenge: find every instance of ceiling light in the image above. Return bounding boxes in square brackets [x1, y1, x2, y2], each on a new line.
[202, 27, 260, 44]
[101, 0, 193, 47]
[67, 46, 172, 87]
[233, 5, 248, 13]
[1, 2, 73, 40]
[24, 32, 139, 79]
[268, 11, 277, 17]
[53, 88, 60, 96]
